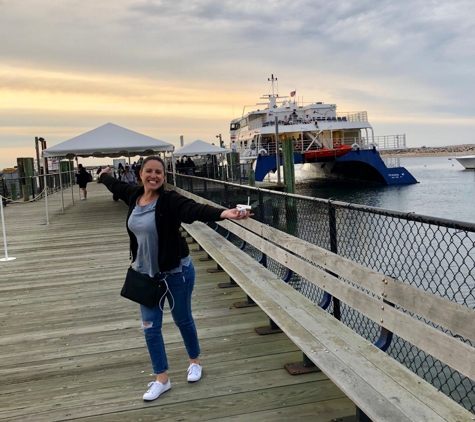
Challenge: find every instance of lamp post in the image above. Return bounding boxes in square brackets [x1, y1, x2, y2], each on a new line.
[216, 134, 223, 147]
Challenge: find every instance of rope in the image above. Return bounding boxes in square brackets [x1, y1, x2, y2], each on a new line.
[0, 186, 49, 205]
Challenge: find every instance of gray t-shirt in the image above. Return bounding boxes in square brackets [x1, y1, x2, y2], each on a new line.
[128, 197, 190, 277]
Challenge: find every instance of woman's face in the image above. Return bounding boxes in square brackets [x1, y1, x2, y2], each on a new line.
[140, 159, 165, 192]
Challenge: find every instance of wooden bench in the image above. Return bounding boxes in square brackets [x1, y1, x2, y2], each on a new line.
[177, 188, 475, 422]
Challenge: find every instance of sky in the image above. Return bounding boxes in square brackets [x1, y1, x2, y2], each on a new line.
[1, 0, 475, 170]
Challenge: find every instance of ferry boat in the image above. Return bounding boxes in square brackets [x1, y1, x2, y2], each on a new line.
[230, 75, 417, 184]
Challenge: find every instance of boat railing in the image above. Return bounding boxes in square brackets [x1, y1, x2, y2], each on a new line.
[236, 134, 405, 158]
[366, 135, 407, 150]
[238, 137, 368, 157]
[245, 112, 370, 130]
[336, 111, 368, 122]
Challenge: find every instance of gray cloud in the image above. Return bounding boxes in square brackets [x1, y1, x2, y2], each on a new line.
[0, 0, 474, 155]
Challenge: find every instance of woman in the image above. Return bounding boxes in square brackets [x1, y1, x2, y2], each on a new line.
[98, 156, 251, 401]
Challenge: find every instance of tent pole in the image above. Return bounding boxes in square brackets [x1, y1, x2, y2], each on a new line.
[44, 173, 50, 226]
[59, 160, 64, 213]
[70, 159, 75, 206]
[171, 153, 177, 186]
[75, 157, 81, 199]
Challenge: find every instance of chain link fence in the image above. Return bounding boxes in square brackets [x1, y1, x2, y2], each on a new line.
[169, 172, 475, 414]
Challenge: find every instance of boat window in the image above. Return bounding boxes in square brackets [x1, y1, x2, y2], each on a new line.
[230, 123, 240, 130]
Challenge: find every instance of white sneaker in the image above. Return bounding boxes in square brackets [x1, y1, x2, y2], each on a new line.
[187, 363, 202, 382]
[142, 379, 171, 401]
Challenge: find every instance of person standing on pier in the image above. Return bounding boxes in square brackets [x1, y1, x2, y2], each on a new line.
[121, 164, 137, 186]
[98, 156, 252, 402]
[76, 164, 89, 200]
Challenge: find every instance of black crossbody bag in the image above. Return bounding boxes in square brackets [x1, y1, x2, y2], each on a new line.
[121, 267, 168, 308]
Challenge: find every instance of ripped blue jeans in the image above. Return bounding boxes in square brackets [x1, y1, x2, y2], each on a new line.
[140, 261, 199, 374]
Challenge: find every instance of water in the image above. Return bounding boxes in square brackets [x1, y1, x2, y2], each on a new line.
[295, 156, 475, 224]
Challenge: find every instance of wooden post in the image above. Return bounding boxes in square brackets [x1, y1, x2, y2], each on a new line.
[282, 138, 297, 235]
[249, 168, 255, 186]
[226, 152, 236, 181]
[17, 157, 35, 201]
[281, 138, 295, 194]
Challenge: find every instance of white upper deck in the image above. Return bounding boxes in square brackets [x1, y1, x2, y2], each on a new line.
[230, 76, 372, 138]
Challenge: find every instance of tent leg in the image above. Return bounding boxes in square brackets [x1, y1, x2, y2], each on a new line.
[171, 152, 177, 186]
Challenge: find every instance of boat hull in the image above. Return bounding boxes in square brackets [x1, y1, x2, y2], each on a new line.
[454, 156, 475, 169]
[254, 149, 417, 185]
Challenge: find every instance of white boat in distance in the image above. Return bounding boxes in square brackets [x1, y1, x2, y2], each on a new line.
[454, 156, 475, 170]
[229, 75, 417, 185]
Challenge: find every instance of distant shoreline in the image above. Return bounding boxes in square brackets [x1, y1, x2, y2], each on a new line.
[380, 144, 475, 158]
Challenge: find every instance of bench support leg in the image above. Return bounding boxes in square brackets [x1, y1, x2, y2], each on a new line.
[199, 253, 212, 261]
[355, 407, 371, 422]
[207, 263, 224, 273]
[218, 277, 238, 288]
[331, 416, 358, 422]
[234, 295, 257, 308]
[284, 353, 322, 375]
[255, 318, 283, 335]
[191, 244, 204, 253]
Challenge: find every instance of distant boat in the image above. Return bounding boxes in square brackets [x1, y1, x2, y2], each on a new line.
[454, 155, 475, 170]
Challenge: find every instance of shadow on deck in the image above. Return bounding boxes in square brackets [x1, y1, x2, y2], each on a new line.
[0, 182, 354, 421]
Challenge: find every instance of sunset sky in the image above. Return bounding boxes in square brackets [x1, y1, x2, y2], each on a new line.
[1, 0, 474, 170]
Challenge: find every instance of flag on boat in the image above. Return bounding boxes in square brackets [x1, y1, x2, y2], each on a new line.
[290, 91, 296, 97]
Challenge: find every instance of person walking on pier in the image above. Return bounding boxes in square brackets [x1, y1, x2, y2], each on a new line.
[76, 164, 89, 200]
[98, 156, 252, 402]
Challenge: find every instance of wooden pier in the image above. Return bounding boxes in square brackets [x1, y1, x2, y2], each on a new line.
[0, 183, 354, 421]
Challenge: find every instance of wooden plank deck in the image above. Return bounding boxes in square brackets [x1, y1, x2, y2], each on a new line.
[0, 182, 354, 421]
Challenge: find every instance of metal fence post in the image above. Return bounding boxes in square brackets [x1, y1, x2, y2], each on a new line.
[329, 202, 341, 320]
[0, 195, 16, 261]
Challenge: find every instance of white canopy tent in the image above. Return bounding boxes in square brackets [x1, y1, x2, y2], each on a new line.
[173, 139, 230, 156]
[43, 123, 174, 159]
[40, 123, 176, 218]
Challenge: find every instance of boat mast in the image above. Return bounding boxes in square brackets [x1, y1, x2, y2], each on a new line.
[266, 74, 278, 110]
[269, 74, 282, 185]
[269, 74, 276, 96]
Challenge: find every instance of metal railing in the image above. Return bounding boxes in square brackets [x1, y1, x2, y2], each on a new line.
[169, 173, 475, 414]
[235, 134, 406, 158]
[369, 135, 407, 150]
[0, 172, 76, 203]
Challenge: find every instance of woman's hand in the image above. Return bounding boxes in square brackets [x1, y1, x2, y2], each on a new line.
[98, 166, 112, 178]
[221, 208, 254, 220]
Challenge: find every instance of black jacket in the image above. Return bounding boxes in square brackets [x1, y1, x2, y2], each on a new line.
[99, 173, 224, 272]
[76, 168, 89, 184]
